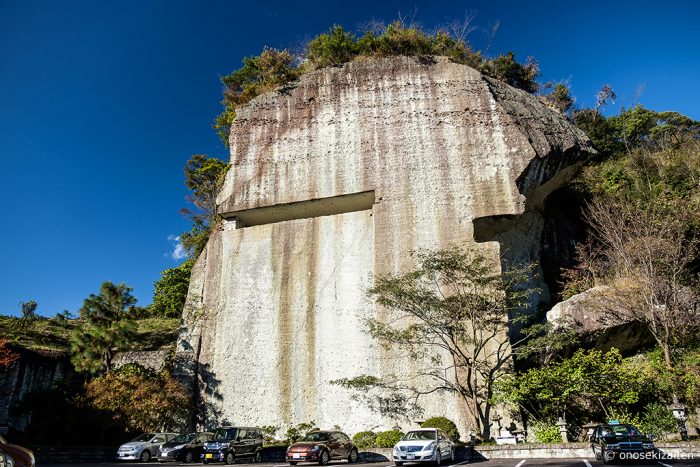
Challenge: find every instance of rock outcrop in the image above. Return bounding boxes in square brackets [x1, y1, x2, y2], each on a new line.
[547, 286, 654, 353]
[176, 56, 594, 434]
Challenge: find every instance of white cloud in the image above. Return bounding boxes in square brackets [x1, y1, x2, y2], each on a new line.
[167, 235, 189, 260]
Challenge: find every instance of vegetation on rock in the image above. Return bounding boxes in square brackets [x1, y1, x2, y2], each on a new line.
[214, 21, 539, 147]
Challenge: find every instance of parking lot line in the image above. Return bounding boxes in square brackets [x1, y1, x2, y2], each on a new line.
[658, 462, 673, 467]
[515, 460, 526, 467]
[583, 460, 592, 467]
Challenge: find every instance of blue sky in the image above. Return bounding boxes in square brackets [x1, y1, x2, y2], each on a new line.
[1, 0, 698, 317]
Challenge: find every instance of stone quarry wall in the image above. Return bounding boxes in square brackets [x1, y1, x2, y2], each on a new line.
[0, 348, 73, 431]
[176, 56, 593, 435]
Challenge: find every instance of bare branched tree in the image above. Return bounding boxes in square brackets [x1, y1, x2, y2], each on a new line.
[593, 84, 617, 114]
[584, 198, 700, 369]
[446, 10, 479, 43]
[333, 246, 539, 439]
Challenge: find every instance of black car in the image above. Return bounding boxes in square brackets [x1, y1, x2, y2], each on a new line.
[202, 426, 263, 464]
[157, 432, 213, 463]
[590, 422, 655, 464]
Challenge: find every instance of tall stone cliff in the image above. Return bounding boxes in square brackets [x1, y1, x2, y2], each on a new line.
[176, 56, 594, 435]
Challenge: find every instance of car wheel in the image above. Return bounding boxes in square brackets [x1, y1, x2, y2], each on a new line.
[348, 448, 358, 463]
[140, 450, 151, 462]
[184, 450, 193, 463]
[225, 452, 236, 464]
[602, 451, 614, 465]
[435, 450, 442, 466]
[254, 450, 263, 463]
[203, 460, 209, 465]
[319, 449, 330, 465]
[593, 448, 601, 461]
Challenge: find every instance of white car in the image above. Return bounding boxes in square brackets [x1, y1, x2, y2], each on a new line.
[392, 428, 455, 466]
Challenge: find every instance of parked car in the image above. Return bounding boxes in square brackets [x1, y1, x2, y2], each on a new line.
[0, 435, 35, 467]
[157, 431, 213, 463]
[590, 422, 655, 464]
[116, 432, 178, 462]
[202, 426, 263, 464]
[286, 430, 358, 465]
[392, 428, 455, 466]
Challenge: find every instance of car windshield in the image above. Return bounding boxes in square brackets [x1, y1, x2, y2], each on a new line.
[403, 431, 436, 441]
[602, 425, 641, 437]
[131, 433, 156, 442]
[173, 433, 196, 443]
[213, 428, 237, 441]
[302, 432, 330, 442]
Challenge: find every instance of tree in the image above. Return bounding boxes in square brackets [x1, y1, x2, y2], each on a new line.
[496, 348, 643, 429]
[70, 282, 137, 373]
[179, 154, 230, 258]
[334, 246, 538, 439]
[582, 198, 700, 371]
[542, 82, 574, 115]
[482, 51, 539, 93]
[85, 363, 190, 432]
[593, 84, 616, 114]
[20, 300, 38, 319]
[150, 259, 193, 318]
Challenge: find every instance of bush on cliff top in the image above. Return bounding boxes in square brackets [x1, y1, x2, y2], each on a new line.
[213, 20, 538, 147]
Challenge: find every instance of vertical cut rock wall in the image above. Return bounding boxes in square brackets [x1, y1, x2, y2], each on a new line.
[176, 56, 593, 435]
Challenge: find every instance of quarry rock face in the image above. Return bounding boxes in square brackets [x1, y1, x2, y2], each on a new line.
[176, 56, 594, 434]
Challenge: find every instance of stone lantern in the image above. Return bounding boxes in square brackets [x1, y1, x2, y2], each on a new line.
[668, 401, 689, 441]
[557, 416, 569, 443]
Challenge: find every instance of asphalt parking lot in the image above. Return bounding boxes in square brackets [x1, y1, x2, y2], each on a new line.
[41, 458, 700, 467]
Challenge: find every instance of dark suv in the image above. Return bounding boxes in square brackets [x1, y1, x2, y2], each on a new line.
[590, 422, 655, 464]
[202, 426, 263, 464]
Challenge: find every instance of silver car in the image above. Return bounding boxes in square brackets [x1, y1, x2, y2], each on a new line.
[392, 428, 455, 466]
[116, 433, 178, 462]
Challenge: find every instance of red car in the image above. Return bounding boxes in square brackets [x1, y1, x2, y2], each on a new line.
[0, 435, 35, 467]
[286, 431, 358, 465]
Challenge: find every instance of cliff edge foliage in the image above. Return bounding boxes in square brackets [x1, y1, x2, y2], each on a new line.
[213, 21, 540, 146]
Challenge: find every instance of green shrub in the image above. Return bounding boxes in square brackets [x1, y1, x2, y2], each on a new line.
[307, 25, 358, 68]
[375, 430, 403, 448]
[213, 20, 539, 147]
[421, 416, 460, 441]
[531, 422, 562, 443]
[352, 431, 377, 449]
[638, 403, 677, 440]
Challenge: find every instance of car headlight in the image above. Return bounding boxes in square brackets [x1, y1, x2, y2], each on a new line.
[607, 443, 620, 449]
[309, 445, 321, 452]
[173, 444, 186, 450]
[424, 442, 436, 452]
[643, 443, 654, 449]
[393, 445, 400, 452]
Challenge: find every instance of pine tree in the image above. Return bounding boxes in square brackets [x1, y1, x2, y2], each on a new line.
[70, 282, 137, 373]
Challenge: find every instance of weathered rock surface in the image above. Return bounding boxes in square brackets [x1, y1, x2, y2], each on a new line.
[546, 286, 653, 353]
[177, 56, 594, 434]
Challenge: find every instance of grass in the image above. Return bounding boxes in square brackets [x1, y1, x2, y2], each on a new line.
[0, 316, 180, 353]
